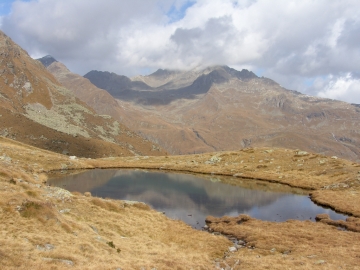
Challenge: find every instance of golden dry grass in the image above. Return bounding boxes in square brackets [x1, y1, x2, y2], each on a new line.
[0, 137, 231, 269]
[206, 215, 360, 269]
[1, 136, 360, 269]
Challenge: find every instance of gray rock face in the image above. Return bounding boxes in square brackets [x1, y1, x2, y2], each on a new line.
[23, 82, 32, 93]
[37, 55, 57, 67]
[83, 70, 151, 97]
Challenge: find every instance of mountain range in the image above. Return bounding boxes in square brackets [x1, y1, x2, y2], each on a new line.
[82, 64, 359, 161]
[34, 45, 360, 162]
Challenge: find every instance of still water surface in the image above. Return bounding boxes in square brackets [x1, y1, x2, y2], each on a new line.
[49, 169, 346, 229]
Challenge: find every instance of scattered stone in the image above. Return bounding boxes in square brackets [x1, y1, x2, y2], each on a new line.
[331, 156, 338, 159]
[295, 150, 308, 156]
[237, 240, 246, 245]
[69, 156, 77, 160]
[60, 164, 68, 170]
[228, 237, 237, 243]
[46, 187, 73, 201]
[322, 183, 349, 190]
[270, 248, 276, 252]
[319, 160, 326, 165]
[36, 244, 55, 251]
[205, 155, 222, 165]
[0, 154, 12, 162]
[315, 260, 326, 265]
[59, 209, 70, 214]
[265, 149, 273, 153]
[228, 246, 237, 252]
[84, 192, 91, 197]
[42, 258, 74, 266]
[233, 173, 243, 177]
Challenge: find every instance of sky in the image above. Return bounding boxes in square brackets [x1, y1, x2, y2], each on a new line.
[0, 0, 359, 104]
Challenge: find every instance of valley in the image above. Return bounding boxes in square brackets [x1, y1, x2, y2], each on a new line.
[0, 29, 359, 269]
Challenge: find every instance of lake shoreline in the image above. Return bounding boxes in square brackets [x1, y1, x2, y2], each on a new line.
[1, 136, 360, 269]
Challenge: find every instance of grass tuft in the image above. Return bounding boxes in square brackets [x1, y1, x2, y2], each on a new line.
[19, 200, 56, 222]
[26, 190, 38, 198]
[9, 178, 16, 185]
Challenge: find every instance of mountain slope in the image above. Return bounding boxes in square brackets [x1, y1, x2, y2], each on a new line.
[43, 60, 121, 118]
[82, 65, 360, 161]
[0, 31, 165, 158]
[84, 70, 151, 97]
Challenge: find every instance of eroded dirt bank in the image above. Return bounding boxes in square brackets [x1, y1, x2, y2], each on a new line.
[1, 136, 360, 269]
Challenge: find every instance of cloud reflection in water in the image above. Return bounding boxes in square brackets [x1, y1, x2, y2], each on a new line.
[49, 169, 346, 229]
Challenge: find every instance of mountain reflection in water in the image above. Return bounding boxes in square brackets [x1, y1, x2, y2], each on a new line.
[49, 169, 346, 229]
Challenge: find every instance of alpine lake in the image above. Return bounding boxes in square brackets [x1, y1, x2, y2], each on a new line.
[48, 169, 346, 229]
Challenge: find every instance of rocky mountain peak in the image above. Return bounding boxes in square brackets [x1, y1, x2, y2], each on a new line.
[149, 68, 179, 78]
[213, 65, 258, 80]
[37, 55, 57, 67]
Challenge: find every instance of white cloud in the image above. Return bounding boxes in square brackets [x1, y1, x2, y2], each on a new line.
[1, 0, 360, 103]
[317, 74, 360, 104]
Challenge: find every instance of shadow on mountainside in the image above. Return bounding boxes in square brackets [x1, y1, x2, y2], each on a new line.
[85, 68, 258, 105]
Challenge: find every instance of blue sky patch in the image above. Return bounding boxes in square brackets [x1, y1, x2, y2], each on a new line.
[0, 0, 14, 16]
[304, 78, 315, 87]
[166, 1, 195, 24]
